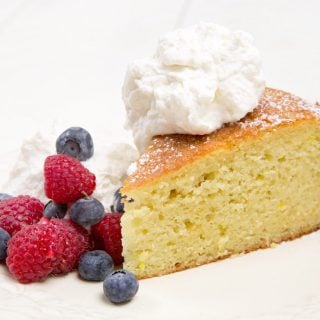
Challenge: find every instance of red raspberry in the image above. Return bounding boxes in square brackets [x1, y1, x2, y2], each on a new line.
[44, 154, 96, 204]
[49, 219, 92, 273]
[6, 217, 91, 283]
[6, 222, 63, 283]
[0, 195, 44, 236]
[92, 212, 123, 265]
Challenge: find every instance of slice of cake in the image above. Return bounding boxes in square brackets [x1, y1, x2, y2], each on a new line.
[121, 88, 320, 279]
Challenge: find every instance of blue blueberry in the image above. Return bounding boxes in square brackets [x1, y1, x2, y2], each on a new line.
[111, 188, 124, 213]
[103, 269, 139, 304]
[0, 193, 12, 201]
[56, 127, 94, 161]
[0, 227, 10, 261]
[43, 201, 67, 219]
[69, 197, 105, 227]
[111, 188, 133, 213]
[79, 250, 114, 281]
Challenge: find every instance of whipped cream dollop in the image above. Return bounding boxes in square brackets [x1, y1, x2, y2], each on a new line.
[123, 22, 265, 152]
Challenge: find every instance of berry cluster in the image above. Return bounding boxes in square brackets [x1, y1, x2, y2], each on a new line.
[0, 127, 138, 304]
[6, 217, 90, 283]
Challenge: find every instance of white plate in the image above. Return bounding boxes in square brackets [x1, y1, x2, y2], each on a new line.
[1, 227, 320, 319]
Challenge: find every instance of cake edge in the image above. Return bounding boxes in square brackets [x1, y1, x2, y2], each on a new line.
[134, 223, 320, 279]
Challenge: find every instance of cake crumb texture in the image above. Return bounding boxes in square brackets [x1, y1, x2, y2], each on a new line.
[121, 88, 320, 279]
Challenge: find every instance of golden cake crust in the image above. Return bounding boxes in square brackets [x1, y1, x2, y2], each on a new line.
[123, 88, 320, 192]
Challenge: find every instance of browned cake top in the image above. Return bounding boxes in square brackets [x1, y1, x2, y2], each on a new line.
[123, 88, 320, 192]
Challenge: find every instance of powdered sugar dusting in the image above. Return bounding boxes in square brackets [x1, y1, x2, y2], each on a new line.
[124, 88, 320, 190]
[302, 101, 320, 118]
[238, 89, 320, 130]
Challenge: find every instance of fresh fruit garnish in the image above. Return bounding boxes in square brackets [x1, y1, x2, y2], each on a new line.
[69, 197, 105, 227]
[2, 126, 138, 304]
[0, 227, 10, 261]
[43, 201, 68, 219]
[103, 269, 139, 304]
[6, 217, 91, 283]
[6, 221, 63, 283]
[111, 188, 134, 213]
[47, 218, 91, 274]
[44, 154, 96, 204]
[111, 188, 125, 213]
[56, 127, 94, 161]
[92, 212, 123, 265]
[0, 193, 12, 201]
[0, 195, 44, 236]
[78, 250, 114, 281]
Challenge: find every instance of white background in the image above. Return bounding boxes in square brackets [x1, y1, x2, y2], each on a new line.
[0, 1, 320, 319]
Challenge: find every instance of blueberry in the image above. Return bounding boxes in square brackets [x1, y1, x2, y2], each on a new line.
[69, 197, 105, 227]
[0, 227, 10, 261]
[111, 188, 133, 213]
[43, 201, 67, 219]
[79, 250, 114, 281]
[0, 193, 12, 201]
[111, 188, 124, 213]
[56, 127, 94, 161]
[103, 269, 139, 304]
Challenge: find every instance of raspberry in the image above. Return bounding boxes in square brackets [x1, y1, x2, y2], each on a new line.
[0, 195, 44, 236]
[6, 217, 91, 283]
[44, 154, 96, 204]
[49, 219, 92, 273]
[6, 223, 63, 283]
[92, 213, 123, 265]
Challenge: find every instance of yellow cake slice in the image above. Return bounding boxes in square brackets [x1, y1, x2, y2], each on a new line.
[121, 88, 320, 279]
